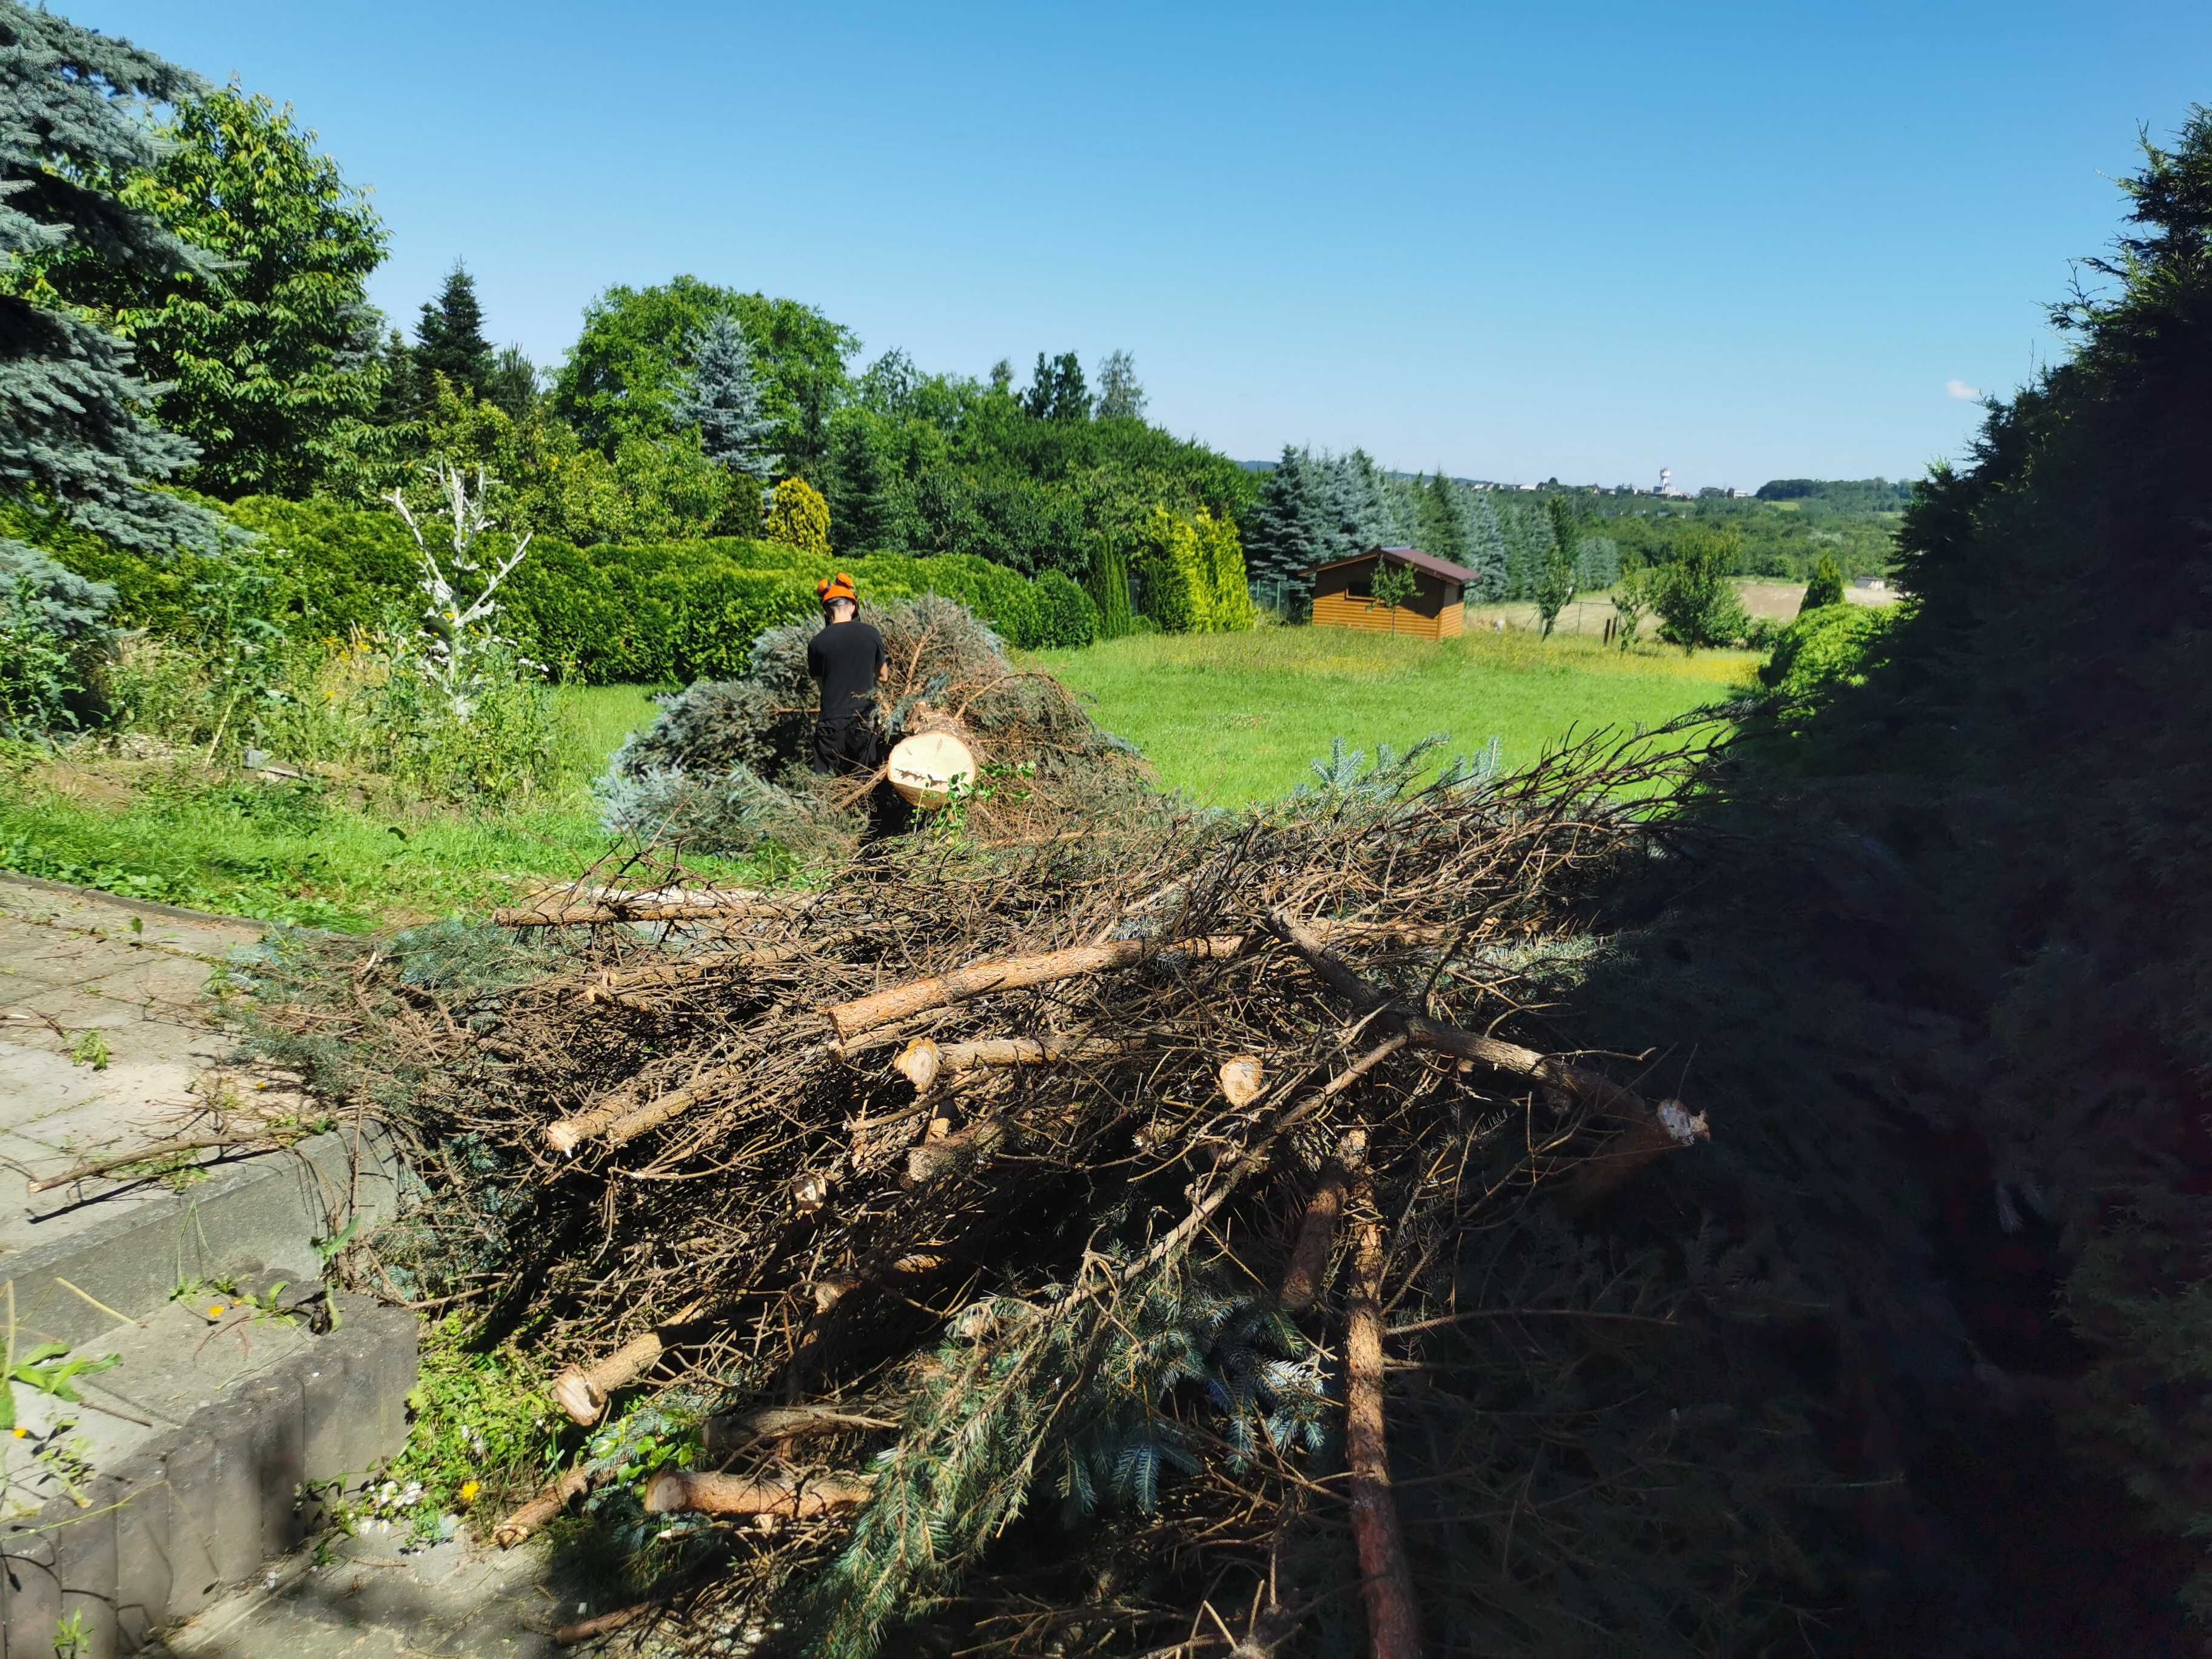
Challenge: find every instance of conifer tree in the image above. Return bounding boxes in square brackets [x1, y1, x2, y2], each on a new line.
[0, 4, 224, 554]
[1242, 446, 1327, 612]
[764, 475, 831, 556]
[672, 312, 779, 480]
[1416, 468, 1469, 565]
[414, 261, 494, 399]
[483, 345, 538, 418]
[826, 412, 896, 554]
[1456, 488, 1511, 597]
[370, 329, 420, 425]
[1800, 552, 1845, 612]
[1022, 350, 1088, 421]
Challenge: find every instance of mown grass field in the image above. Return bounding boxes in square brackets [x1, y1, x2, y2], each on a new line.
[1028, 625, 1757, 806]
[0, 684, 679, 931]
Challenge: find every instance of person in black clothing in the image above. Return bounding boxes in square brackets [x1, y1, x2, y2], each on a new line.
[806, 572, 888, 776]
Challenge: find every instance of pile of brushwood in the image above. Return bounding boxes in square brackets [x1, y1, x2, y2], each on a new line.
[598, 595, 1146, 857]
[257, 725, 1880, 1659]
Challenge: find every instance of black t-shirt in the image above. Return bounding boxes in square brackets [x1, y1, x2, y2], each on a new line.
[806, 619, 886, 722]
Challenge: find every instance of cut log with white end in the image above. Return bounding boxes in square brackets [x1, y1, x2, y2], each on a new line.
[886, 729, 978, 810]
[1218, 1055, 1267, 1108]
[551, 1302, 705, 1426]
[895, 1037, 943, 1091]
[643, 1469, 873, 1518]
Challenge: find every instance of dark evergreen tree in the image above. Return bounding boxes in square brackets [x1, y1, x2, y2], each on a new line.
[671, 312, 778, 480]
[1241, 446, 1326, 611]
[413, 261, 494, 398]
[370, 328, 420, 425]
[1800, 552, 1845, 612]
[0, 3, 224, 552]
[826, 411, 897, 554]
[1416, 468, 1469, 565]
[483, 344, 538, 418]
[1022, 350, 1088, 421]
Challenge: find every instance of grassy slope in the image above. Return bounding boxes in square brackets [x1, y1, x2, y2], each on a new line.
[1028, 626, 1755, 806]
[0, 684, 675, 932]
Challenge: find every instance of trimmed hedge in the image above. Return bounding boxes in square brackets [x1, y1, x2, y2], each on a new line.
[41, 498, 1090, 683]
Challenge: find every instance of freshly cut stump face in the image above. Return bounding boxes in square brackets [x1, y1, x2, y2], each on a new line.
[888, 730, 977, 810]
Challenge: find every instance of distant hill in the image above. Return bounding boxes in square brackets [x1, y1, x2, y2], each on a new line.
[1754, 477, 1913, 510]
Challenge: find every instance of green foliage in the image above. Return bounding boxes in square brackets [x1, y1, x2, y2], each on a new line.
[1090, 535, 1136, 638]
[0, 541, 115, 737]
[101, 82, 387, 498]
[1, 1341, 120, 1432]
[1800, 552, 1845, 612]
[1535, 496, 1580, 635]
[549, 276, 857, 475]
[1650, 529, 1753, 651]
[1368, 558, 1418, 628]
[372, 1315, 563, 1543]
[0, 3, 229, 555]
[806, 1266, 1323, 1658]
[414, 262, 495, 402]
[1132, 506, 1253, 634]
[1028, 568, 1098, 648]
[765, 475, 831, 557]
[1021, 349, 1089, 421]
[1757, 603, 1891, 706]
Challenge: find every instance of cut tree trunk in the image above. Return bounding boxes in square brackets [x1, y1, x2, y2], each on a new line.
[643, 1469, 872, 1518]
[494, 1465, 604, 1549]
[1346, 1167, 1426, 1659]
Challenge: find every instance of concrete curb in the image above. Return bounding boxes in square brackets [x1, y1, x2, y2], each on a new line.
[1, 1291, 419, 1659]
[2, 1125, 406, 1352]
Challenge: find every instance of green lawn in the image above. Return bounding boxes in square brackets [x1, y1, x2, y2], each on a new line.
[0, 683, 686, 932]
[1027, 626, 1757, 806]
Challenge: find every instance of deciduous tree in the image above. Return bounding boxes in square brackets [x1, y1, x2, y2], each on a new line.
[1022, 350, 1088, 421]
[1093, 349, 1146, 421]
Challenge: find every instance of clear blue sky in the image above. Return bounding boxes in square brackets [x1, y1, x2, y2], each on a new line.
[73, 0, 2211, 491]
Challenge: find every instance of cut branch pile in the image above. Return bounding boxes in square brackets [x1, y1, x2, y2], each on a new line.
[297, 728, 1742, 1658]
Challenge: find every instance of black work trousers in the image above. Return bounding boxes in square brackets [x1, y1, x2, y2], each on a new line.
[810, 715, 882, 777]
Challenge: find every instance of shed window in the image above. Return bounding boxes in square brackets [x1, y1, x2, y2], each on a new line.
[1347, 570, 1372, 598]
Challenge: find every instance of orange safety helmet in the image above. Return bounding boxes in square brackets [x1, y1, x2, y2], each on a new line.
[817, 572, 857, 609]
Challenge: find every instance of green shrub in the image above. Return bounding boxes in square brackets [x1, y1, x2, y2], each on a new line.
[1758, 602, 1894, 705]
[1800, 552, 1846, 613]
[1031, 569, 1099, 648]
[1651, 531, 1752, 651]
[0, 543, 117, 738]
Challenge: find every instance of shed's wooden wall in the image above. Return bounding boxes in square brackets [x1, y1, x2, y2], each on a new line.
[1311, 560, 1464, 640]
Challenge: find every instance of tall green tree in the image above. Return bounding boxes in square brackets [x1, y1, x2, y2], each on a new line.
[1093, 349, 1146, 421]
[672, 311, 777, 480]
[97, 83, 388, 499]
[0, 2, 224, 552]
[1534, 496, 1580, 635]
[1800, 552, 1845, 612]
[1415, 469, 1468, 565]
[550, 276, 856, 475]
[825, 409, 897, 554]
[414, 261, 494, 399]
[483, 344, 538, 418]
[1022, 350, 1088, 421]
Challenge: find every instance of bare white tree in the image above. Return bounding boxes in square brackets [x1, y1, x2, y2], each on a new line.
[385, 461, 534, 718]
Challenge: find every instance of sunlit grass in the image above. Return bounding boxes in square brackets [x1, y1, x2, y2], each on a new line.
[0, 684, 688, 931]
[1026, 625, 1755, 806]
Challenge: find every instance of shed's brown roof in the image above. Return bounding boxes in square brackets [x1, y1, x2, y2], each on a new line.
[1312, 545, 1480, 586]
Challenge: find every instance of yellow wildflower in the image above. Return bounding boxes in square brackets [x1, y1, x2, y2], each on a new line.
[207, 1304, 227, 1318]
[11, 1426, 27, 1438]
[458, 1480, 480, 1504]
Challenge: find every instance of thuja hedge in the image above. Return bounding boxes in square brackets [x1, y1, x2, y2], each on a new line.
[48, 497, 1097, 684]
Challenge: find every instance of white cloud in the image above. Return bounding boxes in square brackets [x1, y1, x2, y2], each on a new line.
[1945, 378, 1982, 401]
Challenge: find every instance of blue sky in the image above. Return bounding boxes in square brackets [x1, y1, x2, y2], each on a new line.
[75, 0, 2210, 490]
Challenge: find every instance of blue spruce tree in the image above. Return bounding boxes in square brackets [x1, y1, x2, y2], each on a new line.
[1242, 446, 1325, 612]
[0, 4, 226, 554]
[1456, 488, 1511, 598]
[672, 312, 779, 480]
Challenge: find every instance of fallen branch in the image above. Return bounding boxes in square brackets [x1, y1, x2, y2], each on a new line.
[548, 1065, 743, 1155]
[551, 1601, 655, 1646]
[494, 1465, 603, 1549]
[1266, 908, 1706, 1139]
[497, 892, 794, 928]
[551, 1302, 708, 1426]
[704, 1404, 900, 1452]
[28, 1133, 285, 1193]
[826, 934, 1250, 1039]
[894, 1034, 1133, 1092]
[643, 1469, 873, 1518]
[1346, 1165, 1424, 1659]
[1279, 1127, 1367, 1312]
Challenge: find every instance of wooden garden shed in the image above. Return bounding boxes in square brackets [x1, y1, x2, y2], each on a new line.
[1310, 546, 1478, 640]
